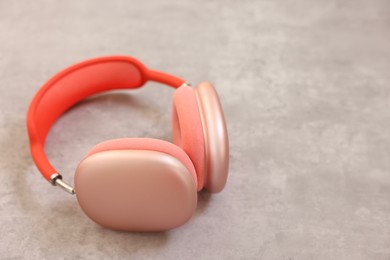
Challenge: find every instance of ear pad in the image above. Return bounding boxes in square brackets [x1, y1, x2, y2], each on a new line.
[172, 86, 205, 191]
[75, 138, 197, 231]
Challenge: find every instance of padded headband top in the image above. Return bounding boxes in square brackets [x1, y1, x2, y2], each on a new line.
[27, 56, 186, 183]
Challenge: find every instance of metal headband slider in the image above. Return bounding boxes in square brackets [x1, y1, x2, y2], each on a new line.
[50, 173, 75, 195]
[179, 82, 191, 88]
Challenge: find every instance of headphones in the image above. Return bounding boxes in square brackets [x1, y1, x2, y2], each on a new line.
[27, 56, 229, 231]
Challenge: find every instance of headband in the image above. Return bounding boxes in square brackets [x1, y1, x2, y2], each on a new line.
[27, 56, 187, 193]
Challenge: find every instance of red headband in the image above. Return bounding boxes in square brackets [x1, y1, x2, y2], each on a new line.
[27, 56, 186, 183]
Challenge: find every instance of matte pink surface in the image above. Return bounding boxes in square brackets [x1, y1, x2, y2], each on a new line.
[87, 138, 197, 187]
[75, 150, 197, 231]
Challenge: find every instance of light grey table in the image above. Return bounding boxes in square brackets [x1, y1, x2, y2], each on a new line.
[1, 0, 389, 259]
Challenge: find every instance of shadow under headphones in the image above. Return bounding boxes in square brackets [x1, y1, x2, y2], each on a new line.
[27, 56, 229, 231]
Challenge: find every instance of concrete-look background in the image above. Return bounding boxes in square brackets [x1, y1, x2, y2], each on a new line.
[0, 0, 389, 259]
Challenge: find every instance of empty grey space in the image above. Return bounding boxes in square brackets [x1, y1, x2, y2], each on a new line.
[0, 0, 389, 259]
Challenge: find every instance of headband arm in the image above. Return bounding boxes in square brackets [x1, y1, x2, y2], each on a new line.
[27, 56, 187, 193]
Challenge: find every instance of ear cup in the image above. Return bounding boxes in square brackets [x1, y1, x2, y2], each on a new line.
[87, 138, 197, 186]
[172, 86, 205, 191]
[194, 82, 229, 193]
[75, 138, 198, 231]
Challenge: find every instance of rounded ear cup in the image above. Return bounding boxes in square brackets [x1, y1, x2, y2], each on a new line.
[194, 82, 229, 193]
[172, 86, 205, 191]
[75, 138, 197, 231]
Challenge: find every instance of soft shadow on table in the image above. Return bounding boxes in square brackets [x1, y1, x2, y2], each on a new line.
[3, 92, 211, 253]
[196, 190, 212, 216]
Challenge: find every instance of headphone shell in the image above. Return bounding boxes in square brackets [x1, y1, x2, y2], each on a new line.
[74, 149, 197, 231]
[195, 82, 229, 193]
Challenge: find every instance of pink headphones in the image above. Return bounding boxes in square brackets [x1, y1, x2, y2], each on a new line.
[27, 56, 229, 231]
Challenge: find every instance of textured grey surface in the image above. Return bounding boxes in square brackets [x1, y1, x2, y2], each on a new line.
[1, 0, 390, 259]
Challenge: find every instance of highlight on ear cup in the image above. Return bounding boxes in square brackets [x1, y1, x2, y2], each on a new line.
[86, 138, 197, 184]
[172, 86, 205, 191]
[194, 82, 229, 193]
[74, 138, 198, 231]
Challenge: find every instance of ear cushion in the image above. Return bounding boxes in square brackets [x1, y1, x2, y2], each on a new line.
[172, 86, 205, 191]
[86, 138, 197, 188]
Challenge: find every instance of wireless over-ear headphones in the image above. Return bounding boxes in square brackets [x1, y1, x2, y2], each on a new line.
[27, 56, 229, 231]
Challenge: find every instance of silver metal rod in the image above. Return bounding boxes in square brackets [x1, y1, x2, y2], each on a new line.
[50, 173, 75, 195]
[179, 82, 191, 88]
[55, 178, 75, 194]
